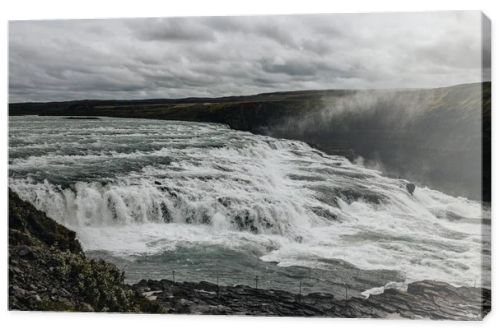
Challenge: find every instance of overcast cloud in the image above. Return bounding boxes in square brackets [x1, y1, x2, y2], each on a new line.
[9, 11, 490, 102]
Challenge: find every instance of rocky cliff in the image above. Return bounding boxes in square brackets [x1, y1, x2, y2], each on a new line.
[9, 190, 162, 313]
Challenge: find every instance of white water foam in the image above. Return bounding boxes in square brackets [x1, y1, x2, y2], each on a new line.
[9, 116, 490, 288]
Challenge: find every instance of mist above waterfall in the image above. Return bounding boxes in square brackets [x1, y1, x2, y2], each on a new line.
[266, 83, 487, 201]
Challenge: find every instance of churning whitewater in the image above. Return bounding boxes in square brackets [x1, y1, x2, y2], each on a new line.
[9, 116, 490, 292]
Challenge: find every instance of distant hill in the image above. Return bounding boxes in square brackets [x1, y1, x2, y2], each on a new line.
[9, 82, 491, 202]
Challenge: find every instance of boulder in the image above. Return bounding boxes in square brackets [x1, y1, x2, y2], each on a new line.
[406, 183, 416, 195]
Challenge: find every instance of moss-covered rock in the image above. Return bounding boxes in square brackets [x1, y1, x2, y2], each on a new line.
[8, 190, 165, 313]
[9, 190, 82, 253]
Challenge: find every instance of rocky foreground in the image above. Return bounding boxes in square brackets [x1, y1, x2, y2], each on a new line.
[9, 190, 490, 319]
[9, 190, 162, 313]
[132, 279, 490, 320]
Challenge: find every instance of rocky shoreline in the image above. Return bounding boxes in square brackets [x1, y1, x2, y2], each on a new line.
[9, 190, 490, 319]
[131, 278, 490, 319]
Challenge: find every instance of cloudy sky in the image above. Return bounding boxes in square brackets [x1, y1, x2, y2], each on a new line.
[9, 11, 489, 102]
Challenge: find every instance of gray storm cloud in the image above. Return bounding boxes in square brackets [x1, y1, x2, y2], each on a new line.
[9, 11, 489, 102]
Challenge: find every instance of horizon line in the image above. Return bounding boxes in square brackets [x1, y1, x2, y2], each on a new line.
[9, 81, 490, 105]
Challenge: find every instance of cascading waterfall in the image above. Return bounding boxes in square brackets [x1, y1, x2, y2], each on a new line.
[9, 116, 490, 291]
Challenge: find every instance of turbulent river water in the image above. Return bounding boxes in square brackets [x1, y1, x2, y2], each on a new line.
[9, 116, 490, 297]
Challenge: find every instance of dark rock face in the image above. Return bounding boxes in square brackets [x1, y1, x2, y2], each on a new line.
[406, 183, 416, 195]
[9, 190, 82, 253]
[9, 190, 163, 313]
[8, 189, 491, 319]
